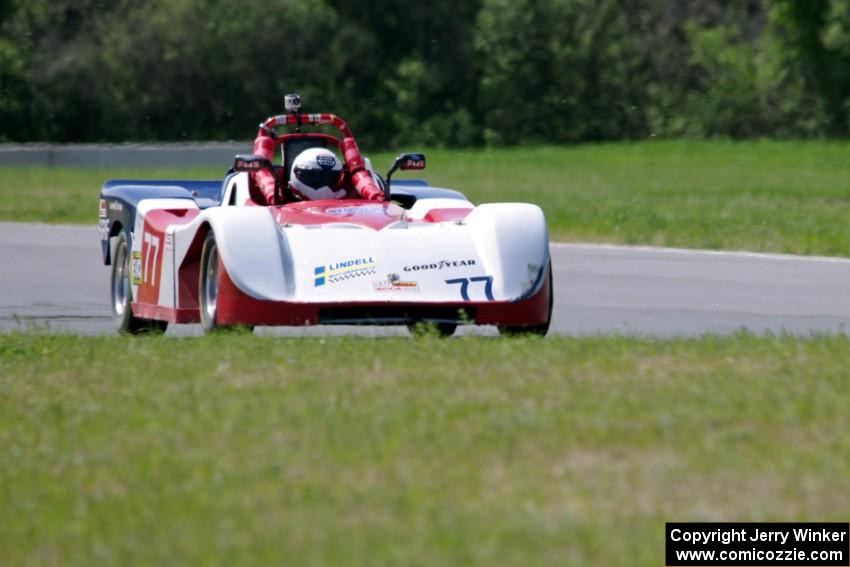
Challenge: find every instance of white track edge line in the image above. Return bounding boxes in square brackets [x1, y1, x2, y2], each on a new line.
[550, 242, 850, 264]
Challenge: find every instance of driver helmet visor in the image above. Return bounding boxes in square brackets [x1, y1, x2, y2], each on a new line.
[294, 167, 341, 189]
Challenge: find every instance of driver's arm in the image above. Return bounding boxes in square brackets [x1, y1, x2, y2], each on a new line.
[250, 127, 278, 205]
[352, 170, 384, 201]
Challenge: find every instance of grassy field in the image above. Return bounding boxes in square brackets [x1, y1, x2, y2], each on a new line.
[1, 140, 849, 255]
[1, 333, 849, 566]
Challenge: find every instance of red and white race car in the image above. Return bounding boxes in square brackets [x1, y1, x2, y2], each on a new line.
[99, 96, 552, 336]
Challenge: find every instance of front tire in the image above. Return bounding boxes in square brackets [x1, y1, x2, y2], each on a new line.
[199, 231, 222, 333]
[111, 232, 168, 335]
[199, 231, 253, 334]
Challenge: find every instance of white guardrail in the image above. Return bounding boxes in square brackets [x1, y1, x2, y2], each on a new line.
[0, 142, 252, 168]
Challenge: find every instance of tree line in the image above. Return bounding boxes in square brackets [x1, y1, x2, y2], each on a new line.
[0, 0, 848, 147]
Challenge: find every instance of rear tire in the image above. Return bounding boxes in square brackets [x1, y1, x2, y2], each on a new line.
[199, 231, 253, 334]
[111, 232, 168, 335]
[498, 262, 553, 337]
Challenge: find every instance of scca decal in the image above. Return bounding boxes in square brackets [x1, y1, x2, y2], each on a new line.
[404, 259, 476, 272]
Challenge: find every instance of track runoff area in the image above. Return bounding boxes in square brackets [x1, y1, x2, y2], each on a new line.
[1, 222, 849, 336]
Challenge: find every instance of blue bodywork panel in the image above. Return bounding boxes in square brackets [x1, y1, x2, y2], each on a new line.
[99, 178, 226, 265]
[388, 180, 467, 206]
[102, 178, 224, 209]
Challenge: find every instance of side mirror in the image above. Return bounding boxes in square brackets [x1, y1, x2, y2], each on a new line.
[233, 154, 284, 205]
[233, 154, 274, 173]
[385, 153, 426, 198]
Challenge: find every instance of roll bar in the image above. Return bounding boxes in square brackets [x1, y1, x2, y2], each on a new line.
[259, 112, 380, 200]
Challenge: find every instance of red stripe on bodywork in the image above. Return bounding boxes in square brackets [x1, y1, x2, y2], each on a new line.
[214, 259, 551, 327]
[134, 208, 200, 305]
[423, 208, 471, 223]
[130, 303, 201, 323]
[271, 199, 403, 231]
[131, 257, 551, 328]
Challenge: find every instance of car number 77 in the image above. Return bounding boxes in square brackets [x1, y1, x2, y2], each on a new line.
[445, 276, 494, 301]
[142, 231, 160, 285]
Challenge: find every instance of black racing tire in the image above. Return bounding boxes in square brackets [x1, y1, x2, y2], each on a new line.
[199, 231, 223, 333]
[498, 261, 553, 337]
[199, 231, 254, 334]
[407, 321, 457, 338]
[111, 232, 168, 335]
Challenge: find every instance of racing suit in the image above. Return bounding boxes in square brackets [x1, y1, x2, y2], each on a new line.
[249, 128, 384, 205]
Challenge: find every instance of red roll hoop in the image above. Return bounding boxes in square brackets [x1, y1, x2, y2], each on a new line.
[256, 113, 383, 202]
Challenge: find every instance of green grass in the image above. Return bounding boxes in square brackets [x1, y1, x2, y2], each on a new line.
[2, 333, 849, 566]
[2, 140, 849, 255]
[0, 166, 217, 225]
[429, 141, 850, 256]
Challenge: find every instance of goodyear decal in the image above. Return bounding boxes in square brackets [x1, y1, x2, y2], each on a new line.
[314, 257, 377, 286]
[404, 259, 476, 272]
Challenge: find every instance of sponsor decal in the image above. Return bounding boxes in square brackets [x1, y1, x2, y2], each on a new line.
[99, 218, 109, 241]
[314, 256, 377, 286]
[316, 153, 337, 169]
[131, 251, 143, 285]
[141, 231, 160, 285]
[99, 199, 107, 218]
[402, 158, 425, 169]
[403, 259, 476, 272]
[234, 156, 267, 171]
[373, 273, 419, 293]
[325, 205, 384, 216]
[109, 201, 123, 212]
[165, 232, 174, 251]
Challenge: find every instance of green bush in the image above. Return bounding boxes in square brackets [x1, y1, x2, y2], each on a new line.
[0, 0, 848, 145]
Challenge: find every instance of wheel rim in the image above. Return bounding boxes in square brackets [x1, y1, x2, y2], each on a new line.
[112, 241, 129, 317]
[204, 242, 218, 323]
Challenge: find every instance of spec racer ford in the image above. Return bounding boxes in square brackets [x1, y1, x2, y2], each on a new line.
[98, 94, 552, 336]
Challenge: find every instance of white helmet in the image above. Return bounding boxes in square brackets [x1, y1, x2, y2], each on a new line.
[290, 147, 345, 201]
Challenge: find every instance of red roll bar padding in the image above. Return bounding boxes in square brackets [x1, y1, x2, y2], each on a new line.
[251, 129, 278, 205]
[259, 113, 384, 201]
[261, 113, 353, 137]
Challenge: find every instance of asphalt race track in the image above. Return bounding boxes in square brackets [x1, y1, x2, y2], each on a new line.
[1, 222, 849, 337]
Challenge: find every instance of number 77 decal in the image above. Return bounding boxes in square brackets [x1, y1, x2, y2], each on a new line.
[142, 231, 160, 284]
[445, 276, 494, 301]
